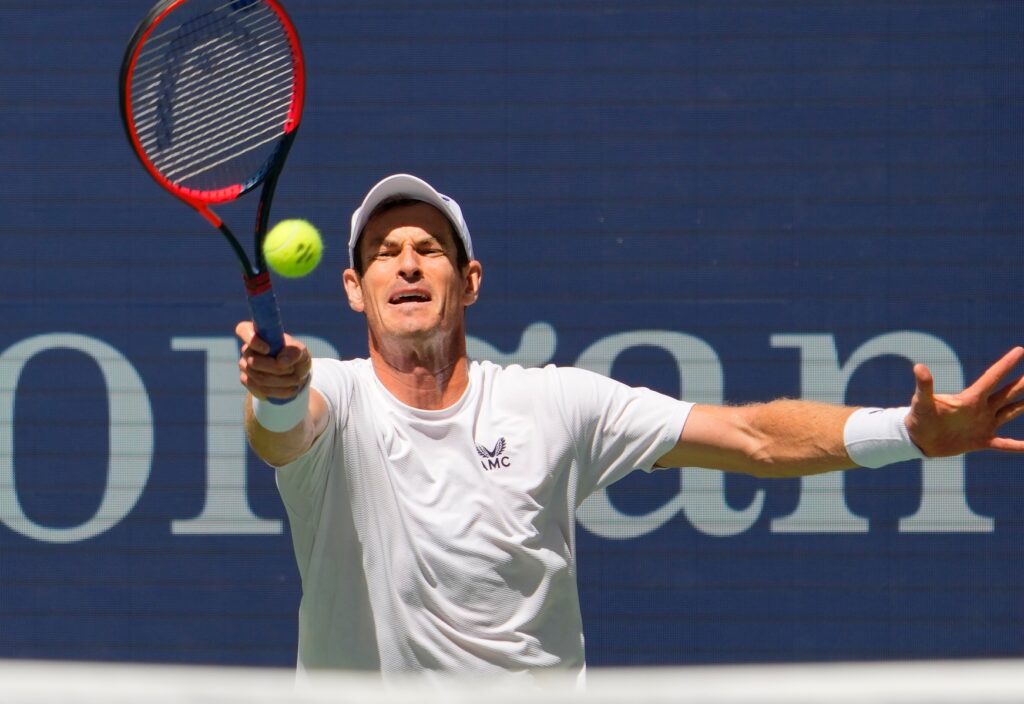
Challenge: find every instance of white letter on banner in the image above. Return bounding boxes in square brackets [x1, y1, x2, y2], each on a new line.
[169, 335, 338, 535]
[575, 331, 764, 538]
[0, 334, 153, 543]
[467, 322, 557, 368]
[770, 332, 991, 533]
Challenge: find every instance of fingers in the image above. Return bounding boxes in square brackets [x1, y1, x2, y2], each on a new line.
[989, 373, 1024, 409]
[988, 436, 1024, 453]
[995, 399, 1024, 428]
[235, 319, 305, 365]
[240, 352, 310, 398]
[243, 347, 309, 377]
[913, 363, 934, 405]
[234, 320, 255, 344]
[236, 320, 272, 358]
[967, 346, 1024, 397]
[236, 320, 311, 398]
[242, 368, 308, 398]
[993, 379, 1024, 410]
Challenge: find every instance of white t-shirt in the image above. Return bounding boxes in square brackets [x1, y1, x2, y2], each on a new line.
[275, 358, 693, 679]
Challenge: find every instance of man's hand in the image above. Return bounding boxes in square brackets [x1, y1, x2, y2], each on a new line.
[236, 321, 328, 467]
[906, 346, 1024, 457]
[235, 320, 312, 400]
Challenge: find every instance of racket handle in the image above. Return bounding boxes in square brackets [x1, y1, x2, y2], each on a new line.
[244, 272, 293, 405]
[245, 272, 285, 355]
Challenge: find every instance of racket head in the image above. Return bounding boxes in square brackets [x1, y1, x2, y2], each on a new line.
[119, 0, 305, 208]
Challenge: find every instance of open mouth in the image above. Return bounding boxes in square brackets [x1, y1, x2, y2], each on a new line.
[388, 291, 432, 305]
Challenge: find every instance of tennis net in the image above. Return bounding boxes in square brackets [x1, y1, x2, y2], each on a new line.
[3, 658, 1024, 703]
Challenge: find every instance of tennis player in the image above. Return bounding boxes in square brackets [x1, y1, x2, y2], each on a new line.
[235, 173, 1024, 682]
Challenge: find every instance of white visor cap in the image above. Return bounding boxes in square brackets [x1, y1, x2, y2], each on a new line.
[348, 173, 474, 268]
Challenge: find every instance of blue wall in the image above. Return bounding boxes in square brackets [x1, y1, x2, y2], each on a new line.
[1, 0, 1022, 667]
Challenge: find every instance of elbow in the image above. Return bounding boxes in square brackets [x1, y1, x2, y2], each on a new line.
[730, 417, 781, 477]
[246, 429, 288, 467]
[738, 426, 802, 478]
[743, 444, 783, 478]
[247, 435, 297, 468]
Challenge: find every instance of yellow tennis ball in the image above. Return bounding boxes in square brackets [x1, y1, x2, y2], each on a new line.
[263, 219, 323, 278]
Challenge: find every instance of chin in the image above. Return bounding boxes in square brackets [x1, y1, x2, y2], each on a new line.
[385, 318, 441, 339]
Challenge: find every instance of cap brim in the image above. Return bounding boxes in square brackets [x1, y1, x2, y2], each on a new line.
[349, 174, 473, 268]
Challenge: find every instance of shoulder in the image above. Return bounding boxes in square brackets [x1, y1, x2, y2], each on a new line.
[472, 360, 590, 389]
[498, 363, 692, 418]
[473, 359, 596, 379]
[307, 357, 372, 416]
[310, 357, 371, 384]
[486, 362, 632, 391]
[471, 361, 628, 411]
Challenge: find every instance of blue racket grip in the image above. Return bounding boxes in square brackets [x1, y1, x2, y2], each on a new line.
[244, 272, 292, 405]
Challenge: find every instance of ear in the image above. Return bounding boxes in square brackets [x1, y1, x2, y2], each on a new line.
[461, 260, 483, 307]
[342, 268, 365, 313]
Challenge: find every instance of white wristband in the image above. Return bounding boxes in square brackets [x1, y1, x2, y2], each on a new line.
[251, 379, 310, 433]
[843, 406, 925, 468]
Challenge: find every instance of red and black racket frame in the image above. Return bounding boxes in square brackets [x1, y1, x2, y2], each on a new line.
[119, 0, 306, 376]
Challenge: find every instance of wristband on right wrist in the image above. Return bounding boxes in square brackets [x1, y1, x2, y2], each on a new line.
[843, 406, 925, 468]
[251, 377, 310, 433]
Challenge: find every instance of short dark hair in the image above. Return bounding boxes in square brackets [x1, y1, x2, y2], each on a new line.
[352, 197, 470, 275]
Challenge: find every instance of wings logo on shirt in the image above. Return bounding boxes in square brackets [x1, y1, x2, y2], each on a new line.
[475, 437, 511, 470]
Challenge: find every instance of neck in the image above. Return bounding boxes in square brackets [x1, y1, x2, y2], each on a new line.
[367, 330, 470, 410]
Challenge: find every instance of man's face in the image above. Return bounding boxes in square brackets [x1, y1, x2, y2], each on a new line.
[343, 201, 481, 345]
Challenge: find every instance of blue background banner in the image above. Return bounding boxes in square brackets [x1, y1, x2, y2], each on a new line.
[1, 0, 1022, 667]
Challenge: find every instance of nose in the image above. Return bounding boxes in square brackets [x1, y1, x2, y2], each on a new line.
[396, 242, 422, 279]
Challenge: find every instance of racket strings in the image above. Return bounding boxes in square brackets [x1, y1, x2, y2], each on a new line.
[136, 0, 255, 55]
[130, 8, 281, 82]
[141, 5, 291, 173]
[133, 48, 290, 149]
[138, 60, 292, 172]
[146, 99, 291, 183]
[128, 0, 297, 191]
[164, 109, 289, 184]
[135, 64, 291, 157]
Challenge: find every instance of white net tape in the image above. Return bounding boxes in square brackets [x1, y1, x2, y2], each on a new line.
[3, 659, 1024, 704]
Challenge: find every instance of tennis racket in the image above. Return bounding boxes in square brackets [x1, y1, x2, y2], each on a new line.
[119, 0, 305, 378]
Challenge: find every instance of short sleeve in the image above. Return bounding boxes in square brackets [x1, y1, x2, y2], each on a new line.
[274, 358, 353, 534]
[551, 366, 693, 500]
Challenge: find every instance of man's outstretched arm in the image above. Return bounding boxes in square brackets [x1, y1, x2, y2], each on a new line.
[236, 321, 329, 467]
[657, 346, 1024, 478]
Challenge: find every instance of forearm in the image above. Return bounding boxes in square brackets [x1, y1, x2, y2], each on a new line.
[733, 400, 858, 477]
[661, 400, 858, 478]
